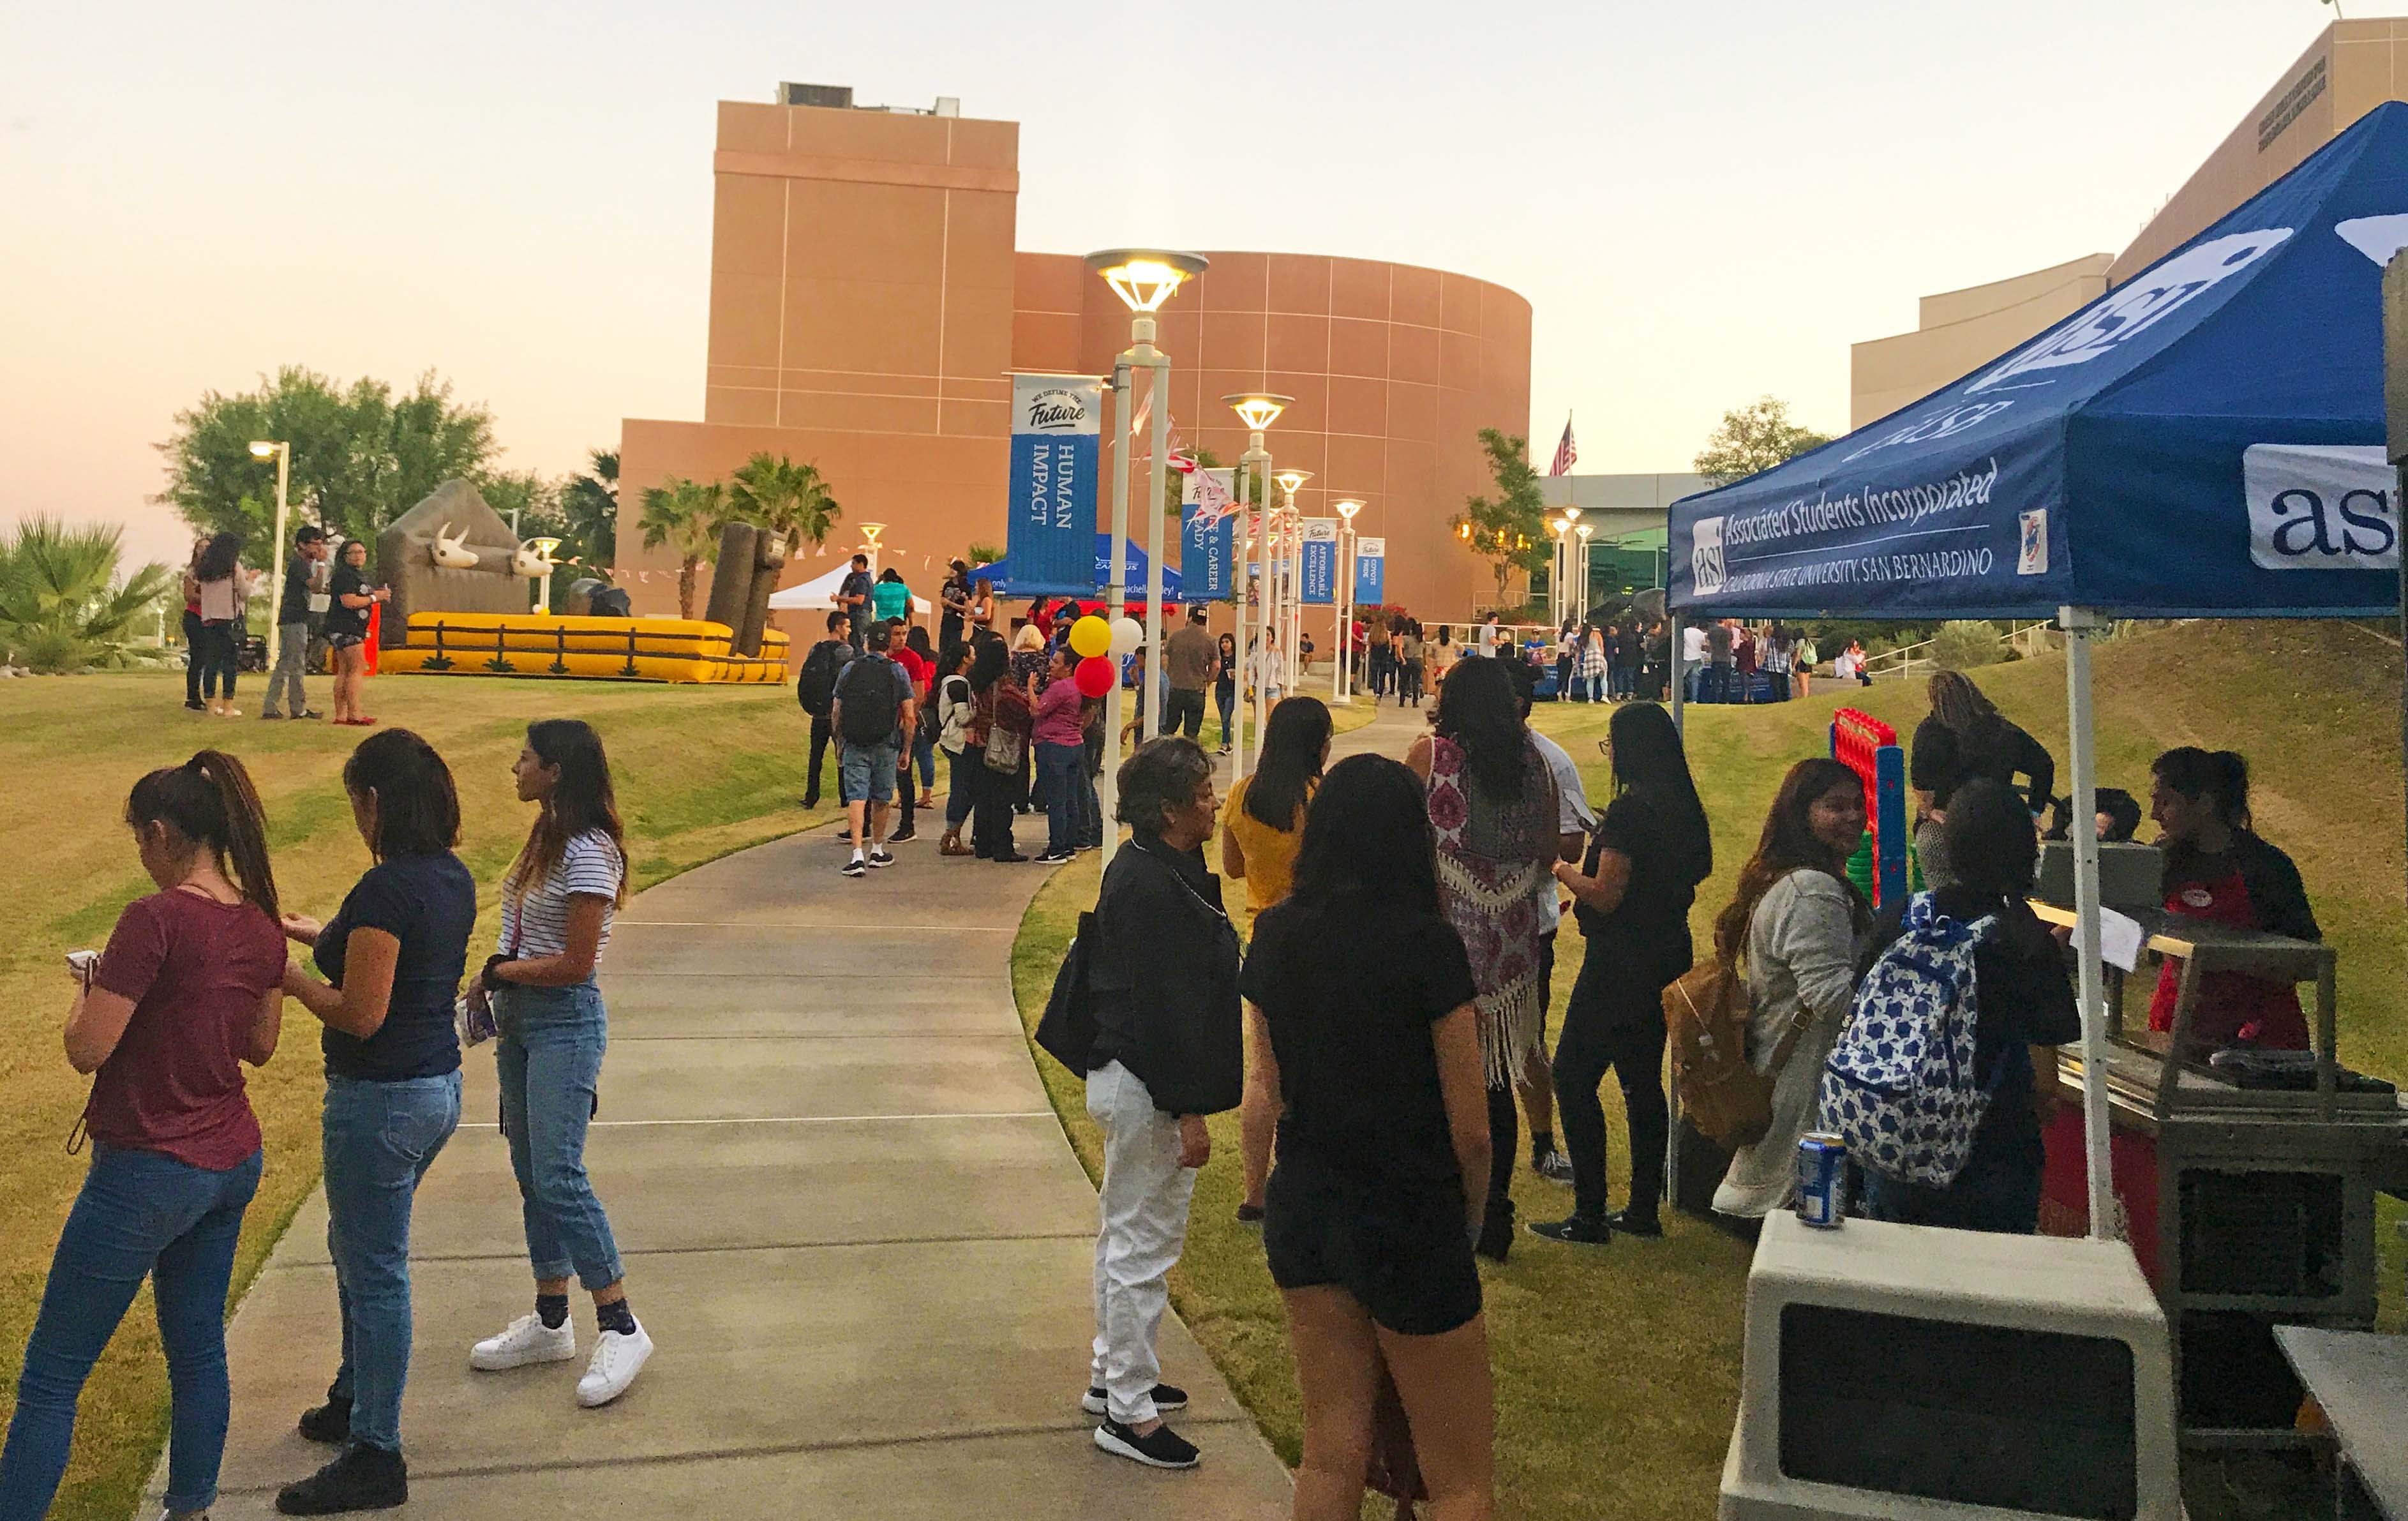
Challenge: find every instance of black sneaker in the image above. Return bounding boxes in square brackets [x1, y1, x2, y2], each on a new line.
[1606, 1208, 1664, 1238]
[888, 827, 918, 844]
[866, 848, 895, 868]
[260, 710, 285, 721]
[297, 1395, 352, 1445]
[842, 855, 867, 878]
[297, 709, 324, 720]
[1527, 1214, 1613, 1247]
[184, 700, 206, 712]
[1093, 1418, 1200, 1470]
[276, 1443, 407, 1514]
[1234, 1202, 1265, 1225]
[1033, 849, 1074, 864]
[1082, 1382, 1187, 1416]
[1530, 1148, 1575, 1183]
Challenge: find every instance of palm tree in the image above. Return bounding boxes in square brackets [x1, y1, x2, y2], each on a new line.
[726, 453, 840, 553]
[0, 516, 176, 672]
[560, 448, 618, 567]
[638, 477, 726, 620]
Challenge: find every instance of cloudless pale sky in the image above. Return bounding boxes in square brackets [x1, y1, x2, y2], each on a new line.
[1, 0, 2385, 570]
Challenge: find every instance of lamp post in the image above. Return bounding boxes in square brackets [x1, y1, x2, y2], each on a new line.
[1087, 252, 1206, 798]
[858, 522, 886, 578]
[1546, 516, 1568, 631]
[1574, 522, 1594, 624]
[1333, 499, 1362, 703]
[525, 537, 562, 614]
[248, 440, 291, 670]
[1223, 394, 1290, 778]
[1272, 469, 1311, 689]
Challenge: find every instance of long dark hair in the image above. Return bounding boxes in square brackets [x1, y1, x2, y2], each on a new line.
[936, 637, 970, 681]
[906, 626, 934, 663]
[126, 750, 278, 920]
[2153, 746, 2252, 832]
[1928, 669, 2004, 753]
[195, 532, 243, 582]
[969, 636, 1010, 693]
[507, 719, 629, 908]
[1714, 756, 1866, 963]
[1608, 702, 1712, 887]
[1245, 697, 1333, 830]
[343, 729, 461, 859]
[1432, 656, 1527, 802]
[1289, 754, 1440, 917]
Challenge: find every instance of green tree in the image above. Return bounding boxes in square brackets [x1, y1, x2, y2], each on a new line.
[638, 477, 727, 620]
[559, 449, 619, 568]
[1450, 428, 1551, 610]
[965, 543, 1005, 569]
[155, 366, 500, 555]
[726, 453, 841, 551]
[0, 517, 176, 672]
[1694, 396, 1832, 487]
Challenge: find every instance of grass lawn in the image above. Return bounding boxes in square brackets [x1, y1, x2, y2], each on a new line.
[0, 668, 839, 1521]
[1010, 620, 2407, 1520]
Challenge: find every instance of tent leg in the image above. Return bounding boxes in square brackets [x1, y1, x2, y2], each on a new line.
[1100, 359, 1133, 873]
[2061, 606, 2117, 1241]
[1669, 612, 1686, 737]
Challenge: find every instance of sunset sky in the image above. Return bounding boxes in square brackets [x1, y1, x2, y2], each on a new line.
[1, 0, 2375, 571]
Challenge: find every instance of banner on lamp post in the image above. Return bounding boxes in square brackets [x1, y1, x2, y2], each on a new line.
[1181, 468, 1237, 601]
[1301, 519, 1339, 604]
[1006, 375, 1102, 592]
[1353, 537, 1386, 606]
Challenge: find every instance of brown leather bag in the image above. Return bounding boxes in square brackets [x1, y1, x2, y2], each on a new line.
[1663, 955, 1814, 1150]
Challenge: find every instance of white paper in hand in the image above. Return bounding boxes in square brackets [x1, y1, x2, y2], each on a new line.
[2097, 908, 2145, 974]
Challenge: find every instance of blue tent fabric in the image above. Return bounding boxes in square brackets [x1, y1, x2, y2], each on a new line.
[1669, 103, 2408, 620]
[973, 534, 1185, 599]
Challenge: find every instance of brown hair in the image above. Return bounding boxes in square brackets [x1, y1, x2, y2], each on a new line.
[505, 719, 629, 908]
[1713, 757, 1867, 963]
[126, 750, 279, 920]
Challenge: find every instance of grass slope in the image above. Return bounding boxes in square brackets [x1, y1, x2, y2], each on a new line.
[1010, 621, 2407, 1520]
[0, 670, 836, 1521]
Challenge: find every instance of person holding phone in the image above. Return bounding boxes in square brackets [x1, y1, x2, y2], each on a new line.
[323, 539, 389, 728]
[1, 752, 284, 1521]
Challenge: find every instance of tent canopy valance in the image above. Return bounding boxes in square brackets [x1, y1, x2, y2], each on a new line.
[1668, 103, 2408, 622]
[973, 534, 1185, 601]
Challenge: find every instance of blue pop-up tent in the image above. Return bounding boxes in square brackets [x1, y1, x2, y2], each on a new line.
[972, 534, 1184, 600]
[1670, 102, 2408, 623]
[1666, 103, 2408, 1241]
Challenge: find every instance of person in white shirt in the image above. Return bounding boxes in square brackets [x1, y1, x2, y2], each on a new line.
[1511, 663, 1590, 1183]
[1476, 614, 1500, 659]
[1680, 623, 1710, 703]
[1250, 630, 1284, 714]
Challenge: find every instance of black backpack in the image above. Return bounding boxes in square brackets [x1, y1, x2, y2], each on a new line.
[796, 640, 850, 718]
[836, 656, 901, 744]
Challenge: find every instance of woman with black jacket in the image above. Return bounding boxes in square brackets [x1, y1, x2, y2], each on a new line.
[1082, 737, 1242, 1472]
[1910, 670, 2054, 888]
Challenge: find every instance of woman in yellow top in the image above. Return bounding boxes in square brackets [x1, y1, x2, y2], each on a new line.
[1225, 696, 1333, 1223]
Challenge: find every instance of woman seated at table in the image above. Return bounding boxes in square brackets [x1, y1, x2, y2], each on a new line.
[2148, 747, 2319, 1051]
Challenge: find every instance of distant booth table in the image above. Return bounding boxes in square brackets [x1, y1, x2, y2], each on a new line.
[1672, 106, 2408, 1514]
[381, 613, 791, 685]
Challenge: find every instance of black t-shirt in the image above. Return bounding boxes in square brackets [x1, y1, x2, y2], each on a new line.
[278, 558, 316, 626]
[1576, 790, 1708, 994]
[315, 852, 477, 1081]
[324, 565, 370, 640]
[1240, 901, 1479, 1187]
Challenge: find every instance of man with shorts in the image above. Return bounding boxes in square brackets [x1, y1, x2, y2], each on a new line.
[832, 620, 916, 878]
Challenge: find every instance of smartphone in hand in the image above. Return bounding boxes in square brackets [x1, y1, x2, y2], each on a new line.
[65, 950, 100, 988]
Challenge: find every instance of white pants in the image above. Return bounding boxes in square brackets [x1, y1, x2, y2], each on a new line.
[1087, 1060, 1197, 1426]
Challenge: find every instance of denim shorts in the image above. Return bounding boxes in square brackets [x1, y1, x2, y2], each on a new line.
[839, 740, 899, 803]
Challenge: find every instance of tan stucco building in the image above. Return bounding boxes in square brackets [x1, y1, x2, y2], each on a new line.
[617, 88, 1530, 623]
[1850, 19, 2408, 430]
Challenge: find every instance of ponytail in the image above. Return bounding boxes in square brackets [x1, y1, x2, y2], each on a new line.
[125, 749, 280, 920]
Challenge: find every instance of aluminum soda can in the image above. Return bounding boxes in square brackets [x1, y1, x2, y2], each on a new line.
[1796, 1133, 1847, 1229]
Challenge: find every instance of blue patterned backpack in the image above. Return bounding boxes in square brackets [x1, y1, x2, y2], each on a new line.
[1820, 895, 1998, 1188]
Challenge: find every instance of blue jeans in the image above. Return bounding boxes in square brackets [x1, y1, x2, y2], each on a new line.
[322, 1071, 461, 1452]
[495, 983, 624, 1291]
[1, 1146, 262, 1519]
[839, 739, 899, 804]
[1037, 741, 1094, 855]
[913, 727, 938, 790]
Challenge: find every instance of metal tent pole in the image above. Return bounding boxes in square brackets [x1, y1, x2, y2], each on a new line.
[1668, 611, 1686, 737]
[1143, 351, 1170, 742]
[1100, 358, 1133, 873]
[2061, 605, 2117, 1240]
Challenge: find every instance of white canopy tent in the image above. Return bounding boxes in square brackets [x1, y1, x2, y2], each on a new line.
[766, 562, 932, 615]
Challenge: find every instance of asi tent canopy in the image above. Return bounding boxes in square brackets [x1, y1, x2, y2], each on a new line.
[972, 534, 1184, 601]
[1669, 103, 2408, 621]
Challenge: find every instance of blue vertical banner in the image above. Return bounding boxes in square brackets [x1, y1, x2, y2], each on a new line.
[1300, 518, 1338, 604]
[1353, 536, 1386, 606]
[1006, 375, 1103, 592]
[1181, 468, 1236, 601]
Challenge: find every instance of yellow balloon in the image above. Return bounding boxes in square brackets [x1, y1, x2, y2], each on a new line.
[1068, 615, 1112, 659]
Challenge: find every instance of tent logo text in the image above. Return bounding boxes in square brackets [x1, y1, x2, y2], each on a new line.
[1691, 516, 1727, 594]
[2244, 444, 2397, 572]
[1970, 229, 2293, 394]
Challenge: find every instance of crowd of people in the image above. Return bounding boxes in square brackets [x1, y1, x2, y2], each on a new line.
[177, 525, 394, 726]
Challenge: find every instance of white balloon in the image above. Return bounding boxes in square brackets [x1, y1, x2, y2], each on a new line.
[1109, 616, 1144, 657]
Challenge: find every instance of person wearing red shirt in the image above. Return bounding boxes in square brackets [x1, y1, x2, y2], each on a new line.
[2, 753, 285, 1521]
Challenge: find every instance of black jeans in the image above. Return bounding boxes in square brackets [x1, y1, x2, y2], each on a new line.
[803, 712, 836, 807]
[971, 760, 1018, 858]
[182, 611, 206, 704]
[195, 622, 239, 699]
[1484, 1083, 1519, 1226]
[1163, 686, 1206, 740]
[1553, 1004, 1669, 1223]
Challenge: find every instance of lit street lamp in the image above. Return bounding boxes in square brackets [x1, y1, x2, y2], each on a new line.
[1273, 469, 1311, 689]
[1224, 393, 1290, 780]
[248, 441, 292, 669]
[1574, 521, 1595, 624]
[1546, 516, 1568, 631]
[1333, 499, 1362, 703]
[1088, 249, 1206, 866]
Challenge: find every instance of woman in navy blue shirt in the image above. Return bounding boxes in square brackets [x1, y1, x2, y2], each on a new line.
[273, 730, 477, 1515]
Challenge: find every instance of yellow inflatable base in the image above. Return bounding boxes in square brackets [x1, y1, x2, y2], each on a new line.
[383, 613, 791, 686]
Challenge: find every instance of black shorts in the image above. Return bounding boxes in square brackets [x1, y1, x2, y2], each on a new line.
[1264, 1158, 1481, 1337]
[327, 633, 366, 650]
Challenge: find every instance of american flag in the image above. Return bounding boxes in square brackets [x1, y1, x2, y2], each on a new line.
[1549, 416, 1577, 477]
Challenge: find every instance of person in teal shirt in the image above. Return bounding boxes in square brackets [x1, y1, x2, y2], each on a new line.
[871, 569, 912, 627]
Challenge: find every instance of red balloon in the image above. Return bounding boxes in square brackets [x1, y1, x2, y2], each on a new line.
[1074, 655, 1116, 698]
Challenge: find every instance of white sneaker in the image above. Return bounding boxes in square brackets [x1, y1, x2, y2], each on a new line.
[470, 1313, 577, 1371]
[577, 1323, 654, 1407]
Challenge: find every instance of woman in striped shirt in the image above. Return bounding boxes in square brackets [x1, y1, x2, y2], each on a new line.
[467, 720, 655, 1410]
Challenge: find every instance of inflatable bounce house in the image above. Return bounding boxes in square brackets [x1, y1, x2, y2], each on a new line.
[375, 481, 789, 684]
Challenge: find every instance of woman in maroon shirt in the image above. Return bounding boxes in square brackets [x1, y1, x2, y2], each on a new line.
[1, 751, 285, 1521]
